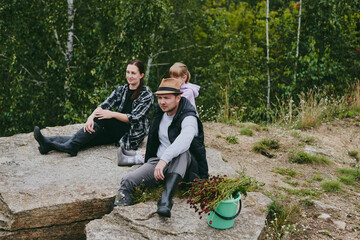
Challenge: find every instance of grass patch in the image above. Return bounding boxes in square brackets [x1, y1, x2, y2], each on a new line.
[239, 128, 254, 136]
[348, 150, 359, 157]
[225, 135, 238, 144]
[291, 131, 316, 144]
[132, 185, 165, 204]
[279, 187, 322, 197]
[299, 198, 314, 206]
[338, 176, 357, 185]
[253, 138, 279, 158]
[338, 168, 360, 182]
[273, 167, 297, 177]
[284, 179, 299, 187]
[289, 151, 331, 165]
[310, 173, 323, 182]
[321, 180, 342, 192]
[265, 199, 301, 239]
[348, 150, 359, 162]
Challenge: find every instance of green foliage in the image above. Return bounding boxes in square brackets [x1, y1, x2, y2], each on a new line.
[273, 167, 297, 177]
[265, 199, 301, 239]
[253, 138, 279, 158]
[348, 150, 359, 160]
[225, 135, 238, 144]
[289, 151, 331, 165]
[338, 168, 360, 181]
[1, 0, 360, 135]
[321, 180, 342, 192]
[239, 128, 254, 136]
[299, 198, 314, 206]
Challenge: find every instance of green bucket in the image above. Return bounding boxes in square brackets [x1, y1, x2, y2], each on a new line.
[207, 193, 242, 229]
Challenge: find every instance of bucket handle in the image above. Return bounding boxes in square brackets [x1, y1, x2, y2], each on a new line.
[214, 199, 242, 220]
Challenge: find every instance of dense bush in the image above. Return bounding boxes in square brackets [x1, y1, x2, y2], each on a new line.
[1, 0, 359, 136]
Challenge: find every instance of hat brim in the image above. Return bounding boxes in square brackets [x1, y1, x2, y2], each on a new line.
[154, 90, 183, 95]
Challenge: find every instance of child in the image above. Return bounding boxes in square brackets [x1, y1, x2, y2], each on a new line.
[169, 62, 200, 114]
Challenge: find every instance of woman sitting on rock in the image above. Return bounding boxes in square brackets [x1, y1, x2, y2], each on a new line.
[34, 59, 153, 156]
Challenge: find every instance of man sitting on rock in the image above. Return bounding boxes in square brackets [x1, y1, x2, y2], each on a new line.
[112, 78, 208, 217]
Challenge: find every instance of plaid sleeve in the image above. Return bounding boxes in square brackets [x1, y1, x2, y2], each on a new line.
[127, 87, 154, 124]
[99, 85, 126, 110]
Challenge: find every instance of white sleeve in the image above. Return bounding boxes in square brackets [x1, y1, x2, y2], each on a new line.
[160, 116, 198, 163]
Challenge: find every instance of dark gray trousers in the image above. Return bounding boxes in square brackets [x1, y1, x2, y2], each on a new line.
[118, 151, 191, 204]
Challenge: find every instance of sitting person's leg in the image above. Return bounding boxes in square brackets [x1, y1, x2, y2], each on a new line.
[114, 158, 159, 207]
[34, 118, 130, 156]
[157, 151, 191, 217]
[34, 126, 71, 154]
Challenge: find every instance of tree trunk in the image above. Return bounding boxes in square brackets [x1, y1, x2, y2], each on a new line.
[145, 56, 153, 84]
[66, 0, 75, 63]
[266, 0, 271, 122]
[293, 0, 302, 84]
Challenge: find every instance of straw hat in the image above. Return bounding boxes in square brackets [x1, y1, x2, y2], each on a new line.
[154, 78, 183, 95]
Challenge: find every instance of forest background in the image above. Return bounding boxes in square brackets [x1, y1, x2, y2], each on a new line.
[1, 0, 359, 137]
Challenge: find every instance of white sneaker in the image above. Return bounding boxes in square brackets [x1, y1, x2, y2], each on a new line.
[117, 145, 144, 166]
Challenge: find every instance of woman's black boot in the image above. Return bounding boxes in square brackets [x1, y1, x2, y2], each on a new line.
[34, 126, 73, 154]
[51, 123, 102, 156]
[157, 173, 182, 218]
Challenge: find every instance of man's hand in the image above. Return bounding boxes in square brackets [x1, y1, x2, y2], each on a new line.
[154, 160, 167, 181]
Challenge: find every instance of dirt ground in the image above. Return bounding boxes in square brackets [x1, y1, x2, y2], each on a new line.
[203, 116, 360, 240]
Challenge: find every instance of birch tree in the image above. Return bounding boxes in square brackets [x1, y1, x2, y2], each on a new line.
[266, 0, 270, 122]
[65, 0, 75, 63]
[293, 0, 302, 84]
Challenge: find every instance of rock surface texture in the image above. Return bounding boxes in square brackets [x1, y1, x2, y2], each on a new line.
[0, 124, 270, 239]
[86, 192, 271, 240]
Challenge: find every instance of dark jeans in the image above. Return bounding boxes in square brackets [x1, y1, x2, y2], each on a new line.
[85, 118, 130, 147]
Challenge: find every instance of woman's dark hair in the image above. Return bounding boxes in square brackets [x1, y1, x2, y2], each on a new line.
[128, 59, 145, 100]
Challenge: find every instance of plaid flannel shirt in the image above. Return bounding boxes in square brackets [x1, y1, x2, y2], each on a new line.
[99, 84, 153, 150]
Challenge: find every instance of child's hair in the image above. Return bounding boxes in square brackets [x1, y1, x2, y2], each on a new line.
[169, 62, 191, 83]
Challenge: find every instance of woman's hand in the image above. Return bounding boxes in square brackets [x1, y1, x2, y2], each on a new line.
[154, 160, 167, 181]
[84, 117, 95, 133]
[94, 109, 114, 120]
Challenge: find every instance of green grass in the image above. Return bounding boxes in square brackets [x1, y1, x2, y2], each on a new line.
[225, 135, 238, 144]
[239, 128, 254, 136]
[132, 185, 165, 204]
[338, 176, 357, 185]
[299, 198, 314, 206]
[284, 179, 299, 187]
[265, 199, 301, 239]
[273, 167, 297, 177]
[289, 151, 331, 165]
[253, 138, 279, 152]
[348, 150, 359, 161]
[321, 180, 342, 192]
[279, 187, 322, 197]
[291, 131, 316, 144]
[348, 150, 358, 157]
[338, 168, 360, 180]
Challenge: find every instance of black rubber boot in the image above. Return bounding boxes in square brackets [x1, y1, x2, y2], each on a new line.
[51, 123, 102, 156]
[34, 126, 70, 154]
[110, 189, 133, 212]
[157, 173, 182, 218]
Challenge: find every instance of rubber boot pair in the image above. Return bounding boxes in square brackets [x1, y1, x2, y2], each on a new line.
[34, 123, 101, 156]
[34, 126, 70, 154]
[157, 173, 182, 218]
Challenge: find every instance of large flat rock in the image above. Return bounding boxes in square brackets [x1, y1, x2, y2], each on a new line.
[0, 124, 239, 239]
[86, 192, 271, 240]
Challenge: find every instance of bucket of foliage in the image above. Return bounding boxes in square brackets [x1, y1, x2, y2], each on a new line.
[183, 174, 259, 229]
